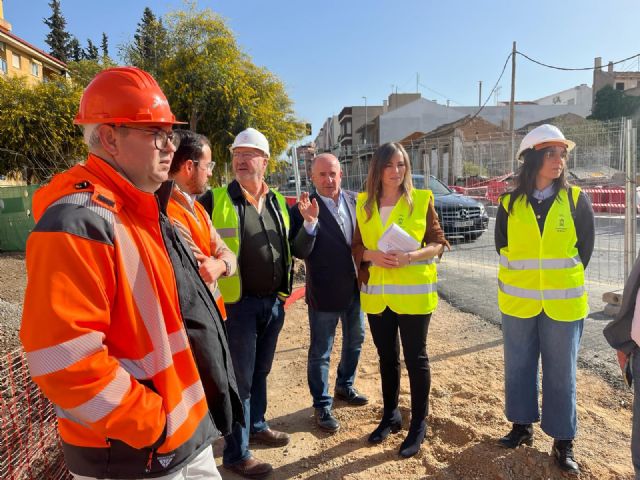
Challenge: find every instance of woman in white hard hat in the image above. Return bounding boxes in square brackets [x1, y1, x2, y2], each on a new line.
[495, 124, 594, 475]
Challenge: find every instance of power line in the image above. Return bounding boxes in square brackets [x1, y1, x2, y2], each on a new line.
[516, 50, 640, 71]
[459, 51, 513, 126]
[417, 82, 462, 106]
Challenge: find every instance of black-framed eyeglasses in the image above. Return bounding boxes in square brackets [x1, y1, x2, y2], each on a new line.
[195, 161, 215, 173]
[111, 125, 178, 150]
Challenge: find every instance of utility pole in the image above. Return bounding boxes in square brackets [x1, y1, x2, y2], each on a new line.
[509, 41, 517, 173]
[478, 81, 482, 107]
[362, 96, 368, 145]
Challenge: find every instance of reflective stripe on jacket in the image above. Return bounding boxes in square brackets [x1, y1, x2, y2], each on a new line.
[211, 184, 291, 303]
[356, 189, 438, 315]
[167, 188, 227, 319]
[498, 186, 588, 321]
[20, 155, 221, 478]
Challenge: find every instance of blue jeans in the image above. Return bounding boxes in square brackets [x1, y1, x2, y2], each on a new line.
[502, 311, 583, 440]
[632, 349, 640, 478]
[223, 295, 285, 465]
[307, 295, 365, 410]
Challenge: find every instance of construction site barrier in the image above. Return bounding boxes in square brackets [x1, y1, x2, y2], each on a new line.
[0, 185, 39, 252]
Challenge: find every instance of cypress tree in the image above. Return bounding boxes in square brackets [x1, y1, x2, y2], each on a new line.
[68, 37, 82, 62]
[43, 0, 71, 62]
[101, 32, 109, 60]
[84, 39, 99, 61]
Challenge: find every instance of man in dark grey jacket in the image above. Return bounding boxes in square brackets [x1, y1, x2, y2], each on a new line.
[604, 256, 640, 478]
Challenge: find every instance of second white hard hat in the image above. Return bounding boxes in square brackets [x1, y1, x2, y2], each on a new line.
[516, 124, 576, 160]
[231, 128, 270, 158]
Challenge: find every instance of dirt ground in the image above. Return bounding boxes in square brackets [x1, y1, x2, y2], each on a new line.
[214, 299, 635, 480]
[0, 254, 635, 479]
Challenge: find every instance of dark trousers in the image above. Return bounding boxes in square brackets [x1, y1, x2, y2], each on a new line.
[368, 308, 432, 425]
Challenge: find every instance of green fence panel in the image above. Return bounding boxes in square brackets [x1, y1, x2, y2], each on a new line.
[0, 185, 39, 252]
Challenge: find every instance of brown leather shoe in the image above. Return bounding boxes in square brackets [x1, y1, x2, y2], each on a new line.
[223, 456, 273, 479]
[250, 428, 290, 447]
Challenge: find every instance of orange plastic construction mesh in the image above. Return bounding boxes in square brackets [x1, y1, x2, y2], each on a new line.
[0, 347, 71, 480]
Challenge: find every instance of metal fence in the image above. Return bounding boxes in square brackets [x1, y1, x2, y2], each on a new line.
[293, 118, 638, 317]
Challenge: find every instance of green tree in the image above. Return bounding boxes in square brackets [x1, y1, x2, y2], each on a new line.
[120, 7, 168, 78]
[0, 77, 86, 182]
[68, 36, 82, 62]
[589, 85, 640, 120]
[43, 0, 71, 62]
[84, 39, 99, 60]
[148, 4, 305, 175]
[101, 32, 110, 61]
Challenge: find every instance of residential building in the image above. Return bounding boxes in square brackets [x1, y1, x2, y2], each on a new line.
[0, 0, 67, 85]
[314, 115, 340, 155]
[379, 99, 587, 145]
[533, 84, 592, 117]
[399, 116, 508, 184]
[295, 143, 316, 184]
[593, 56, 640, 101]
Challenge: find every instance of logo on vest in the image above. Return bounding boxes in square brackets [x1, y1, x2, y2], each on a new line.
[157, 454, 175, 468]
[397, 215, 405, 226]
[557, 215, 567, 233]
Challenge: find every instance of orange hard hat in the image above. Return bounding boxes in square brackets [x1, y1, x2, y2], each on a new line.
[74, 67, 185, 125]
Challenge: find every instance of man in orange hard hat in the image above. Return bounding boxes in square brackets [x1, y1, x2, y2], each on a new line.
[20, 67, 242, 480]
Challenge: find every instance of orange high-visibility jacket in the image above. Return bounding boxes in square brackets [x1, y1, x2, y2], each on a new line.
[20, 154, 222, 478]
[167, 186, 236, 319]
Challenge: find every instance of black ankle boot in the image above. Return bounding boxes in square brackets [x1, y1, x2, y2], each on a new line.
[368, 409, 402, 444]
[553, 439, 579, 474]
[399, 421, 426, 458]
[498, 423, 533, 448]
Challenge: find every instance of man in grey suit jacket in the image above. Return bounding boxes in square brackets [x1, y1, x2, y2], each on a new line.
[604, 256, 640, 477]
[290, 154, 367, 433]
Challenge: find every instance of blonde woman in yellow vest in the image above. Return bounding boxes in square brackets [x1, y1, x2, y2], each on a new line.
[352, 142, 449, 458]
[495, 125, 595, 475]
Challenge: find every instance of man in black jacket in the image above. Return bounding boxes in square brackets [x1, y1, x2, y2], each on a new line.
[290, 153, 368, 433]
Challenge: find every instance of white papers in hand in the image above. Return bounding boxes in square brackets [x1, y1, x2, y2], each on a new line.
[377, 223, 420, 253]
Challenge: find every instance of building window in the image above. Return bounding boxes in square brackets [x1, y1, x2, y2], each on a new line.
[12, 52, 20, 69]
[616, 82, 625, 91]
[346, 121, 352, 135]
[31, 61, 39, 77]
[0, 58, 6, 75]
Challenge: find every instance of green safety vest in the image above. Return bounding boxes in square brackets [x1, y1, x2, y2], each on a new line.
[211, 187, 291, 304]
[356, 189, 438, 315]
[498, 187, 587, 321]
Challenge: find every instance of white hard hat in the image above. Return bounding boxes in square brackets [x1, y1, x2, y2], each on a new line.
[516, 124, 576, 160]
[231, 128, 270, 158]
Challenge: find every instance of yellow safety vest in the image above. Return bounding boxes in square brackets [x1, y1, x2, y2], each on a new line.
[498, 187, 587, 321]
[356, 189, 438, 315]
[211, 187, 291, 304]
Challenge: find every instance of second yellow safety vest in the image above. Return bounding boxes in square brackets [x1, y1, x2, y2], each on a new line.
[498, 187, 587, 321]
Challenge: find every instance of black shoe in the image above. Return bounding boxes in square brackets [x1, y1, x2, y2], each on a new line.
[553, 439, 580, 475]
[498, 423, 533, 448]
[368, 409, 402, 444]
[399, 421, 426, 458]
[334, 386, 369, 406]
[315, 408, 340, 432]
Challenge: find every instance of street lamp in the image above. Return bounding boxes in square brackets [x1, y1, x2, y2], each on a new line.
[362, 96, 367, 145]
